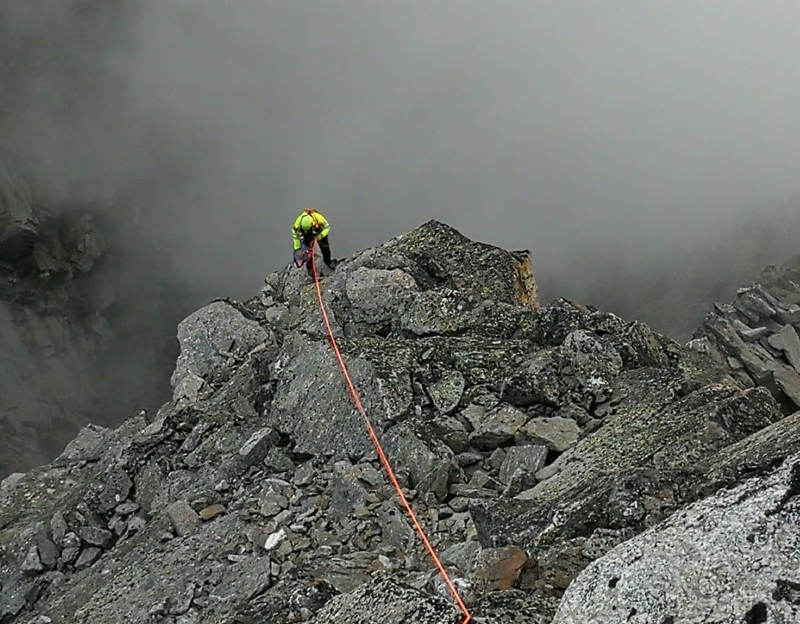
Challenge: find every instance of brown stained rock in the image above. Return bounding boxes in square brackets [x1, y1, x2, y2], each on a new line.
[199, 504, 226, 521]
[472, 546, 529, 591]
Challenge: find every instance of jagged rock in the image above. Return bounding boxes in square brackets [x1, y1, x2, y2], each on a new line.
[519, 417, 580, 452]
[734, 285, 779, 321]
[79, 526, 113, 548]
[60, 533, 81, 564]
[560, 330, 623, 387]
[501, 349, 562, 407]
[259, 490, 288, 517]
[432, 416, 471, 453]
[382, 421, 456, 495]
[173, 371, 205, 406]
[74, 547, 102, 570]
[56, 424, 107, 464]
[769, 324, 800, 372]
[98, 467, 134, 513]
[134, 461, 164, 512]
[309, 575, 459, 623]
[36, 524, 58, 569]
[51, 512, 68, 546]
[166, 501, 201, 537]
[170, 300, 270, 391]
[355, 220, 540, 312]
[233, 427, 280, 475]
[470, 404, 527, 450]
[399, 288, 481, 336]
[552, 456, 800, 624]
[499, 446, 548, 486]
[735, 321, 770, 342]
[21, 546, 43, 575]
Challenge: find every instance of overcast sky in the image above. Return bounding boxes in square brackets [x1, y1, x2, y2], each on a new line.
[5, 1, 800, 313]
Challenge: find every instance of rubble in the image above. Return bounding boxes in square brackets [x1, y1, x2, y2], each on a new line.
[2, 222, 799, 623]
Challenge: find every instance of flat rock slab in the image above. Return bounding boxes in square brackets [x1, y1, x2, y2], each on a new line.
[499, 445, 548, 484]
[769, 324, 800, 372]
[553, 455, 800, 624]
[775, 366, 800, 408]
[272, 333, 413, 459]
[520, 417, 580, 452]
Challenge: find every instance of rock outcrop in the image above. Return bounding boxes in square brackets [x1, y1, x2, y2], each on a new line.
[552, 453, 800, 624]
[1, 220, 799, 624]
[0, 159, 183, 479]
[0, 160, 114, 477]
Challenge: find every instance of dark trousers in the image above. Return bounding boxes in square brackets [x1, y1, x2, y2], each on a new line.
[303, 235, 332, 275]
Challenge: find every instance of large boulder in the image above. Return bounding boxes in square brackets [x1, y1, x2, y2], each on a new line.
[355, 220, 540, 313]
[171, 301, 270, 392]
[552, 454, 800, 624]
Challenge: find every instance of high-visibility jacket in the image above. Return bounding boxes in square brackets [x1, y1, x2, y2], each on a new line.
[292, 210, 330, 250]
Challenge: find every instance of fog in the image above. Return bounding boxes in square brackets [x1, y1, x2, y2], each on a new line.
[4, 1, 800, 331]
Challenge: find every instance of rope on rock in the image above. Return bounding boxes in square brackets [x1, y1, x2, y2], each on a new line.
[309, 243, 472, 624]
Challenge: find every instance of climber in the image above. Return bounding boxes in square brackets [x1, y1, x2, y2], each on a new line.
[292, 208, 333, 276]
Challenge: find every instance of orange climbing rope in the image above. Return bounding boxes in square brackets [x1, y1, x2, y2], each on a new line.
[309, 244, 472, 624]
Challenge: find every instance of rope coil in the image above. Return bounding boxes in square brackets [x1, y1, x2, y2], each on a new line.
[309, 244, 472, 624]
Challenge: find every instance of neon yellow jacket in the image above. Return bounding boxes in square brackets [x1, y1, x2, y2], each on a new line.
[292, 210, 330, 250]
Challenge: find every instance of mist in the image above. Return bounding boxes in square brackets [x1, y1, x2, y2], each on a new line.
[5, 1, 800, 330]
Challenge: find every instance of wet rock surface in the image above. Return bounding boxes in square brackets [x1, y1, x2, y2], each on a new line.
[1, 221, 799, 623]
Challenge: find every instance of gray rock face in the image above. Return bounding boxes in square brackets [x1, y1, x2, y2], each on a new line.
[171, 300, 270, 391]
[271, 333, 414, 459]
[552, 455, 800, 624]
[695, 267, 800, 410]
[345, 267, 418, 322]
[499, 446, 548, 486]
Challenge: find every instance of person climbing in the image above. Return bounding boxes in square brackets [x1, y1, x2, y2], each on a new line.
[292, 207, 333, 276]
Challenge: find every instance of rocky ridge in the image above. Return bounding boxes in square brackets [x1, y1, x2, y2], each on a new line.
[1, 221, 799, 623]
